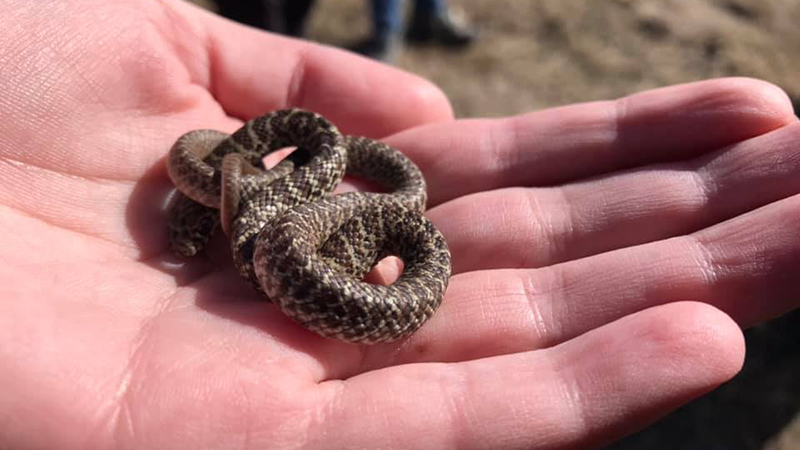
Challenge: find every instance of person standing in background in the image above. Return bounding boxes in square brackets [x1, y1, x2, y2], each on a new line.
[215, 0, 476, 63]
[353, 0, 477, 61]
[215, 0, 316, 37]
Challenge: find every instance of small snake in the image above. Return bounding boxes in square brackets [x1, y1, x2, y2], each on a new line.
[167, 109, 451, 343]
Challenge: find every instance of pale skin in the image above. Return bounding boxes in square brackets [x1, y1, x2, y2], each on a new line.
[1, 0, 798, 449]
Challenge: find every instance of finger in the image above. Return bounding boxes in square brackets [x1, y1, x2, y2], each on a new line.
[174, 1, 453, 137]
[365, 186, 800, 368]
[385, 78, 795, 205]
[318, 303, 743, 450]
[432, 121, 800, 274]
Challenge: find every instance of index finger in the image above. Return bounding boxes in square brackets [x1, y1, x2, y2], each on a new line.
[175, 1, 454, 137]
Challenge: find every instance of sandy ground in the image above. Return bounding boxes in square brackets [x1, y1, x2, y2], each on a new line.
[190, 0, 799, 448]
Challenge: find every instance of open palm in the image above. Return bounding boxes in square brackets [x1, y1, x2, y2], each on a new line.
[2, 1, 798, 449]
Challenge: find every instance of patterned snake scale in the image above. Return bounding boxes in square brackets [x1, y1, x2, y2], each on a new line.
[167, 109, 452, 343]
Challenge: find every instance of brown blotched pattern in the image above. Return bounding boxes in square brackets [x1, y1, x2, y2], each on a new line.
[167, 109, 452, 344]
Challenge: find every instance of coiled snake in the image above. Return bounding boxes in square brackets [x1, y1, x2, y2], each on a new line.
[166, 109, 451, 343]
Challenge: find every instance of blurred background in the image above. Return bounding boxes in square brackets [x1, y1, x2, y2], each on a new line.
[190, 0, 799, 448]
[192, 0, 800, 118]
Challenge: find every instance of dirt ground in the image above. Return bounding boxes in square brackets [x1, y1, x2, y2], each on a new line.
[307, 0, 800, 118]
[191, 0, 799, 448]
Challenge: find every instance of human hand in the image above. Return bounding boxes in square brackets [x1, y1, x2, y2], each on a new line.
[0, 0, 452, 448]
[2, 1, 799, 450]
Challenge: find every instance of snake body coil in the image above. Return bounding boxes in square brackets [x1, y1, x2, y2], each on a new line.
[167, 109, 451, 343]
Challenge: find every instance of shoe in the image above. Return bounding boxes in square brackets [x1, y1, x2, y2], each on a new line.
[406, 10, 477, 47]
[349, 34, 400, 62]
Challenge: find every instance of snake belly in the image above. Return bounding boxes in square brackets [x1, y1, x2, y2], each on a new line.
[167, 109, 452, 343]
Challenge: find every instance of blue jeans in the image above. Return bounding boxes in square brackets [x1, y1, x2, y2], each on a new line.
[372, 0, 445, 38]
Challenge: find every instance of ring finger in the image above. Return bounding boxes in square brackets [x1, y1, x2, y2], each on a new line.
[357, 172, 800, 371]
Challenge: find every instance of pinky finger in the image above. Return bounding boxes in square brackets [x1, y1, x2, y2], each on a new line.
[315, 302, 744, 450]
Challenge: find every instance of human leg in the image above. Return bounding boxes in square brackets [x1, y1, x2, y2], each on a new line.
[215, 0, 282, 31]
[408, 0, 476, 46]
[351, 0, 404, 61]
[283, 0, 316, 37]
